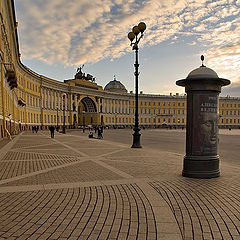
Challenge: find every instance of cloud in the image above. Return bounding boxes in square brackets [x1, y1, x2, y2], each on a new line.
[15, 0, 240, 81]
[221, 80, 240, 97]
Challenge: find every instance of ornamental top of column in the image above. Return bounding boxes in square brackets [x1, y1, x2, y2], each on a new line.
[176, 56, 230, 88]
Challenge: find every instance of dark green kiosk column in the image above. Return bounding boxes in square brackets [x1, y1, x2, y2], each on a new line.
[176, 56, 230, 178]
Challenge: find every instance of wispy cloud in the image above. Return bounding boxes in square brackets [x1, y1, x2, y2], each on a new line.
[15, 0, 240, 83]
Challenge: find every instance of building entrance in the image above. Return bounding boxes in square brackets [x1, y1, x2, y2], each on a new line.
[77, 97, 98, 126]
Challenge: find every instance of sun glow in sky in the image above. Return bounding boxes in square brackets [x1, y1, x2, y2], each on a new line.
[15, 0, 240, 96]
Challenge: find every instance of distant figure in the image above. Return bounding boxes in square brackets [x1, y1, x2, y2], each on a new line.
[35, 126, 39, 133]
[83, 126, 85, 133]
[49, 126, 55, 138]
[88, 131, 94, 138]
[32, 126, 35, 133]
[97, 126, 103, 139]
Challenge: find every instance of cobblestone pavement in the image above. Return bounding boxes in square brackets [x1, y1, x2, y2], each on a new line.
[0, 131, 239, 240]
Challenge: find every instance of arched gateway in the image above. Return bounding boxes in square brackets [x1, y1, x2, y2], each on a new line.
[77, 97, 98, 126]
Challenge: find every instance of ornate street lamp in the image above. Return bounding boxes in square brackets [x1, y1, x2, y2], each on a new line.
[62, 93, 66, 134]
[8, 114, 12, 135]
[128, 22, 146, 148]
[56, 106, 59, 131]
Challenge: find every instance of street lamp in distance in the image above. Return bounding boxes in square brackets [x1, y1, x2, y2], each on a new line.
[8, 114, 12, 135]
[128, 22, 146, 148]
[62, 93, 66, 134]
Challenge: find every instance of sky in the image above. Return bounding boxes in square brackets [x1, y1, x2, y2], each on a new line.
[14, 0, 240, 96]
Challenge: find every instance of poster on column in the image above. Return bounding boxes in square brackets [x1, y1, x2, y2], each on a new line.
[192, 93, 219, 156]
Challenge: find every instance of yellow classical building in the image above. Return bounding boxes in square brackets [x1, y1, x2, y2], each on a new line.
[0, 0, 239, 140]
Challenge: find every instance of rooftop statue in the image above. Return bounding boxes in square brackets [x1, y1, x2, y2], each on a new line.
[74, 64, 95, 82]
[74, 65, 84, 79]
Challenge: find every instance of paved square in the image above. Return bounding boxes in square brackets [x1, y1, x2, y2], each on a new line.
[0, 129, 239, 239]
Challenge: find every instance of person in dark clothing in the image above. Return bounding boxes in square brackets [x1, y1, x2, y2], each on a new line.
[49, 126, 55, 138]
[97, 126, 103, 139]
[88, 131, 94, 138]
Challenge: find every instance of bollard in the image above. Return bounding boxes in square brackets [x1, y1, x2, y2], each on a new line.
[176, 56, 230, 178]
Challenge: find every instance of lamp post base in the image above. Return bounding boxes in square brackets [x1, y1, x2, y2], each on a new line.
[182, 155, 220, 179]
[131, 129, 142, 148]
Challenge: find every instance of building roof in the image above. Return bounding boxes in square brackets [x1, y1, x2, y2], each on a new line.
[104, 76, 127, 93]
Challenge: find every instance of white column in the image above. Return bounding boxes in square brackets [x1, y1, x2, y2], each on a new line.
[70, 93, 73, 111]
[102, 99, 104, 113]
[51, 91, 53, 109]
[74, 95, 78, 112]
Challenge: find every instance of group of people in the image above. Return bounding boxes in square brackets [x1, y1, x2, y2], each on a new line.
[32, 126, 39, 133]
[88, 125, 103, 139]
[48, 125, 104, 139]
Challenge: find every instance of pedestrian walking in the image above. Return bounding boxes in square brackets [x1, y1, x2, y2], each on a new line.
[49, 126, 55, 138]
[97, 126, 103, 139]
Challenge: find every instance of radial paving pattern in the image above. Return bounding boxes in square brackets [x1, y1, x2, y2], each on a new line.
[0, 184, 157, 239]
[150, 179, 240, 240]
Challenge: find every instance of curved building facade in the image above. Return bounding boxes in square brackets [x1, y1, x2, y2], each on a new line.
[0, 0, 240, 140]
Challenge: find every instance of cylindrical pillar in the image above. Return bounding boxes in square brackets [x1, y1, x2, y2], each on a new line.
[176, 57, 230, 178]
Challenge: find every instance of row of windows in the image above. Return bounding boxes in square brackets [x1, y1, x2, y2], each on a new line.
[221, 103, 240, 108]
[105, 117, 186, 124]
[221, 110, 240, 116]
[140, 101, 185, 107]
[21, 112, 70, 124]
[139, 109, 185, 115]
[221, 119, 240, 124]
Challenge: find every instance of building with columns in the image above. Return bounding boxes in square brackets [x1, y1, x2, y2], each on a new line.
[0, 0, 240, 140]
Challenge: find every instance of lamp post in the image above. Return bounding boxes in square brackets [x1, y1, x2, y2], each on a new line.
[128, 22, 146, 148]
[8, 114, 12, 135]
[62, 93, 66, 134]
[56, 106, 59, 131]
